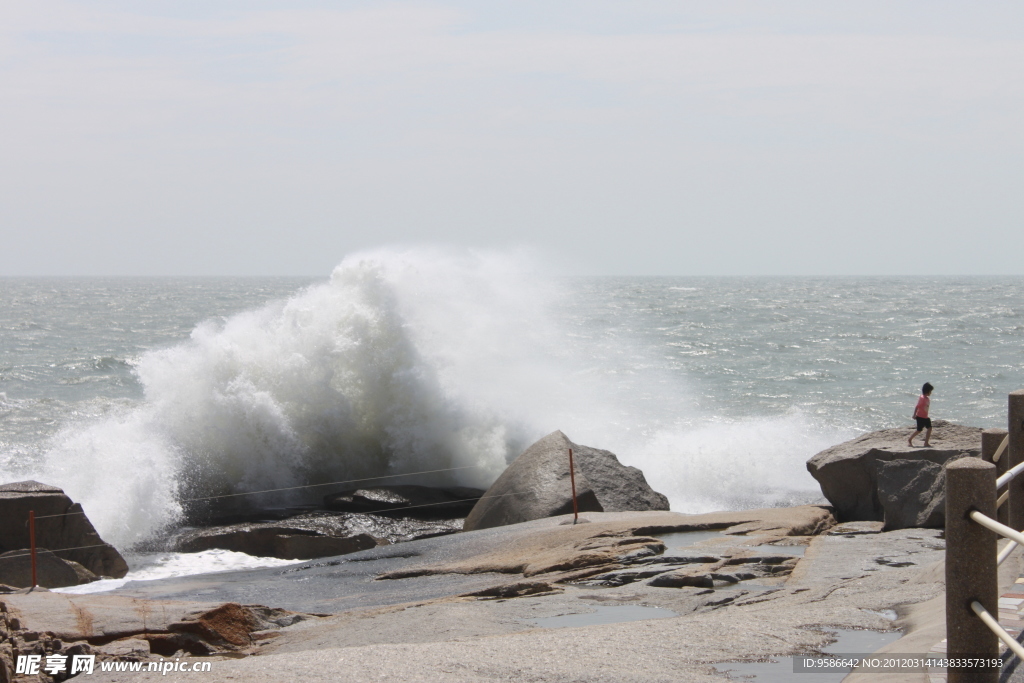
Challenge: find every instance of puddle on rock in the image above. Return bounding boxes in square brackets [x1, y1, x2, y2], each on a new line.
[656, 530, 729, 550]
[531, 605, 677, 629]
[714, 628, 900, 682]
[655, 531, 806, 557]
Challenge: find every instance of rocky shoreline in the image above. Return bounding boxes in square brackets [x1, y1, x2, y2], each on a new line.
[2, 423, 1003, 681]
[2, 504, 989, 683]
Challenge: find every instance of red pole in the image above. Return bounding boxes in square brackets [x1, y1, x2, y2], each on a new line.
[29, 510, 37, 589]
[568, 448, 579, 524]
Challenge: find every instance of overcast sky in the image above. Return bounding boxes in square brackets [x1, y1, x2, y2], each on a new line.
[2, 1, 1023, 276]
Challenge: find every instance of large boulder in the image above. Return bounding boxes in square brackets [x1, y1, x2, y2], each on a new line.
[806, 421, 981, 523]
[463, 431, 669, 532]
[0, 481, 128, 578]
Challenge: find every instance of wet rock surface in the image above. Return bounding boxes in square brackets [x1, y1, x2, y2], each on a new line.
[4, 505, 973, 683]
[61, 506, 967, 683]
[111, 507, 833, 615]
[323, 486, 483, 518]
[806, 421, 981, 522]
[167, 511, 462, 560]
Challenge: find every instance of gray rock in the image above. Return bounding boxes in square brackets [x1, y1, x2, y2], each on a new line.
[463, 431, 668, 532]
[647, 565, 721, 588]
[876, 458, 960, 530]
[645, 553, 799, 588]
[176, 527, 378, 560]
[574, 440, 671, 514]
[0, 480, 128, 578]
[170, 511, 462, 560]
[324, 486, 483, 518]
[64, 558, 99, 585]
[0, 549, 86, 589]
[806, 421, 981, 522]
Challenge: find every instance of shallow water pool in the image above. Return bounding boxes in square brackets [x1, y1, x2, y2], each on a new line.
[655, 530, 807, 557]
[656, 530, 728, 550]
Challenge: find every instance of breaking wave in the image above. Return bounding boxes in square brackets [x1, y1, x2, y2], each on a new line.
[12, 248, 838, 547]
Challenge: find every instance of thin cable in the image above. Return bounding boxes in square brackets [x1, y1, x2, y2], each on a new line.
[180, 465, 485, 502]
[29, 464, 490, 519]
[2, 491, 534, 560]
[316, 489, 529, 515]
[14, 466, 527, 562]
[0, 542, 116, 562]
[32, 510, 90, 520]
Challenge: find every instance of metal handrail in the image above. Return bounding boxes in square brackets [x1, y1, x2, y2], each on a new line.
[993, 434, 1010, 464]
[971, 510, 1021, 564]
[996, 460, 1024, 490]
[946, 404, 1021, 673]
[972, 600, 1024, 661]
[998, 540, 1019, 566]
[969, 510, 1024, 547]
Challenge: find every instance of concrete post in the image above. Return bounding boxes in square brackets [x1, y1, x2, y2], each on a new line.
[982, 428, 1009, 526]
[945, 458, 999, 683]
[1009, 391, 1024, 534]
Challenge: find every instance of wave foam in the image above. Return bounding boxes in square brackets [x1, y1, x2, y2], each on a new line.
[31, 249, 552, 545]
[11, 248, 845, 547]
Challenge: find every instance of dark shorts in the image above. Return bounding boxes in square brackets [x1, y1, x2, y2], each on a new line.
[915, 417, 932, 430]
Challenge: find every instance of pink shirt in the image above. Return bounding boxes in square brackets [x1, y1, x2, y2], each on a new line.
[914, 395, 930, 418]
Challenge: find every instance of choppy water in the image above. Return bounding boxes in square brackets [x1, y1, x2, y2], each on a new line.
[2, 249, 1022, 550]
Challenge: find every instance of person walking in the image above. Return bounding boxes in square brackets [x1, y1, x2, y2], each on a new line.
[908, 382, 934, 447]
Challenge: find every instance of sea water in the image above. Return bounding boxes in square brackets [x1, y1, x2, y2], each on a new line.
[2, 249, 1023, 559]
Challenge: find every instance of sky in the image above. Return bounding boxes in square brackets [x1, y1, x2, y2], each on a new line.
[1, 1, 1023, 277]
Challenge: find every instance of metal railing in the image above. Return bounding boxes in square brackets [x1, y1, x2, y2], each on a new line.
[945, 390, 1024, 682]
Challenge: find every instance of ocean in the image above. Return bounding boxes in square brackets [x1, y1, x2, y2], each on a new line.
[2, 249, 1022, 558]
